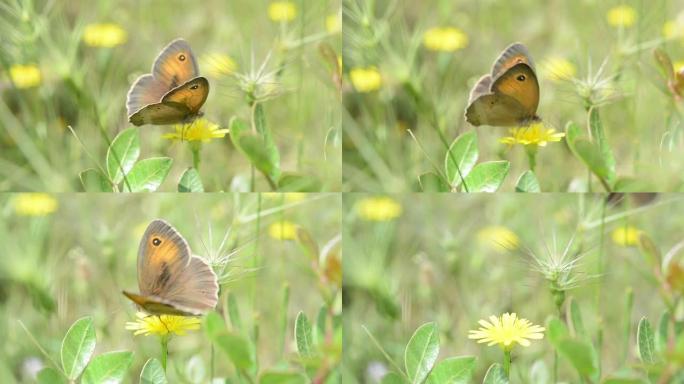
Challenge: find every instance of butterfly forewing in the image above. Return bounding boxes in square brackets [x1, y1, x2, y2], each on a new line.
[152, 39, 199, 89]
[491, 42, 535, 79]
[161, 77, 209, 115]
[126, 75, 169, 117]
[491, 63, 539, 117]
[159, 255, 218, 313]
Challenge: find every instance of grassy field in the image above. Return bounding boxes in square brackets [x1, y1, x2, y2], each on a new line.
[0, 193, 342, 382]
[342, 0, 684, 192]
[343, 193, 684, 383]
[0, 0, 341, 192]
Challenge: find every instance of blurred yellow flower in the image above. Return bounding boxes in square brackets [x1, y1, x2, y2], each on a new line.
[13, 193, 58, 216]
[674, 60, 684, 72]
[268, 220, 298, 240]
[469, 313, 545, 350]
[349, 67, 382, 93]
[500, 122, 565, 147]
[163, 119, 229, 142]
[326, 14, 341, 33]
[9, 64, 41, 89]
[541, 57, 577, 82]
[125, 312, 200, 336]
[268, 1, 296, 22]
[355, 196, 402, 221]
[201, 53, 237, 77]
[423, 27, 468, 52]
[611, 226, 641, 247]
[607, 5, 637, 28]
[83, 23, 127, 48]
[477, 226, 519, 252]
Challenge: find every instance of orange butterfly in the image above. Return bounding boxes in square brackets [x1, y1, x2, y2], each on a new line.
[122, 219, 218, 316]
[126, 39, 209, 126]
[465, 43, 540, 127]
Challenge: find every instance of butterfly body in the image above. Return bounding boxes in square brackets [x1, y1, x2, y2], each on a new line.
[126, 39, 209, 126]
[122, 219, 218, 316]
[465, 43, 540, 127]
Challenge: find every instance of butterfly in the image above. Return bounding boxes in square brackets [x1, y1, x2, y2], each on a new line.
[126, 39, 209, 126]
[122, 219, 218, 316]
[465, 42, 540, 127]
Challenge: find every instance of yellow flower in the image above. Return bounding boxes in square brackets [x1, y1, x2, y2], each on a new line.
[611, 226, 641, 247]
[326, 14, 341, 34]
[13, 193, 58, 216]
[162, 119, 229, 142]
[201, 53, 237, 77]
[125, 312, 200, 336]
[9, 64, 41, 89]
[268, 1, 296, 22]
[82, 23, 127, 48]
[268, 220, 298, 240]
[607, 5, 637, 28]
[541, 57, 577, 82]
[477, 226, 519, 253]
[423, 27, 468, 52]
[355, 196, 402, 221]
[673, 60, 684, 72]
[499, 122, 565, 147]
[469, 313, 545, 351]
[349, 67, 382, 93]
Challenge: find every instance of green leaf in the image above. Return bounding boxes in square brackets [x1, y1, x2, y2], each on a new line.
[405, 322, 440, 384]
[445, 131, 478, 186]
[106, 127, 140, 185]
[140, 358, 167, 384]
[178, 167, 204, 192]
[295, 311, 314, 358]
[589, 108, 616, 185]
[80, 169, 113, 192]
[637, 317, 657, 365]
[227, 293, 243, 331]
[426, 356, 476, 384]
[569, 297, 586, 338]
[656, 311, 670, 354]
[205, 316, 255, 372]
[254, 104, 280, 176]
[259, 370, 308, 384]
[602, 376, 648, 384]
[381, 372, 407, 384]
[515, 170, 540, 192]
[81, 351, 133, 384]
[278, 173, 322, 192]
[61, 316, 96, 380]
[574, 139, 612, 183]
[482, 364, 508, 384]
[556, 338, 598, 378]
[37, 368, 66, 384]
[204, 312, 225, 338]
[124, 157, 173, 192]
[546, 317, 569, 345]
[230, 116, 281, 183]
[462, 161, 510, 192]
[528, 360, 549, 384]
[418, 172, 450, 192]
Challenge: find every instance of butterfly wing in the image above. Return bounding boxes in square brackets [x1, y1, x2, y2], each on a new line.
[490, 63, 539, 118]
[465, 93, 529, 126]
[161, 77, 209, 115]
[491, 42, 535, 79]
[152, 39, 199, 89]
[122, 291, 200, 316]
[468, 75, 493, 104]
[126, 74, 169, 117]
[152, 255, 218, 314]
[128, 102, 190, 126]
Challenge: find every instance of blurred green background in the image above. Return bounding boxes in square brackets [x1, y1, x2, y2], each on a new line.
[0, 192, 341, 382]
[342, 0, 684, 192]
[342, 193, 683, 382]
[0, 0, 341, 191]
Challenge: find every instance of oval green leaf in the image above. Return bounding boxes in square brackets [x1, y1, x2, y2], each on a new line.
[106, 127, 140, 185]
[81, 351, 133, 384]
[80, 169, 113, 192]
[140, 358, 167, 384]
[381, 372, 407, 384]
[418, 172, 450, 192]
[278, 173, 322, 192]
[209, 330, 255, 371]
[124, 157, 173, 192]
[482, 363, 508, 384]
[178, 167, 204, 192]
[637, 317, 656, 365]
[426, 356, 476, 384]
[295, 311, 314, 358]
[405, 322, 439, 384]
[61, 316, 96, 380]
[556, 338, 598, 378]
[462, 161, 510, 193]
[515, 170, 540, 192]
[37, 367, 67, 384]
[445, 131, 478, 186]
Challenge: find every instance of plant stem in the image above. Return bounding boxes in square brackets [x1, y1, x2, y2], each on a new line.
[160, 335, 169, 372]
[503, 349, 512, 378]
[190, 142, 202, 170]
[525, 145, 538, 172]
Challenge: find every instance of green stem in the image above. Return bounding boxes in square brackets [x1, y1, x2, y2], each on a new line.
[190, 142, 202, 170]
[160, 335, 169, 372]
[503, 349, 511, 378]
[525, 145, 538, 172]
